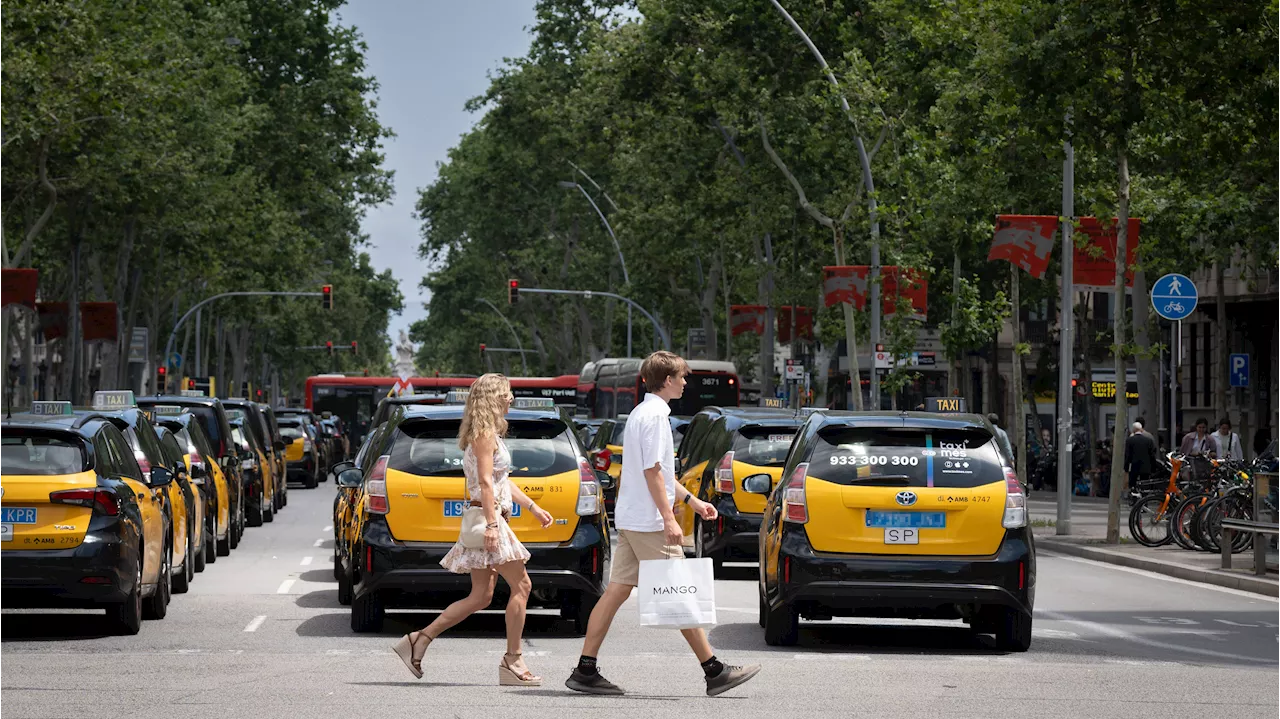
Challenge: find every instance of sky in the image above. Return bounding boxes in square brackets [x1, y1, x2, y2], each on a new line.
[334, 1, 540, 348]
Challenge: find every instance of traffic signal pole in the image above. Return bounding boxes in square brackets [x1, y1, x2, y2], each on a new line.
[519, 287, 670, 350]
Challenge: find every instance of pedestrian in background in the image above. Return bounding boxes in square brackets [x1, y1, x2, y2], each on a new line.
[987, 413, 1015, 469]
[1124, 421, 1158, 500]
[566, 351, 760, 697]
[1180, 418, 1216, 457]
[1212, 417, 1243, 462]
[391, 373, 555, 686]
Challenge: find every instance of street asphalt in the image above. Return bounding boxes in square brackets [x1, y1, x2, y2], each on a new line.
[3, 481, 1277, 718]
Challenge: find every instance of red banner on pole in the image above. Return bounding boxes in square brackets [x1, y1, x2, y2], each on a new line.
[1, 268, 39, 309]
[80, 302, 119, 342]
[777, 306, 814, 343]
[729, 305, 767, 336]
[881, 268, 928, 321]
[1073, 217, 1140, 291]
[822, 266, 869, 308]
[37, 302, 69, 340]
[989, 215, 1058, 278]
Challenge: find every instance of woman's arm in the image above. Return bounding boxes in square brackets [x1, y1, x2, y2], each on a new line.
[508, 481, 536, 510]
[473, 434, 499, 527]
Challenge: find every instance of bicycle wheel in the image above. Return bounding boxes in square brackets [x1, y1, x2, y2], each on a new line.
[1129, 494, 1173, 547]
[1218, 493, 1255, 553]
[1170, 493, 1208, 551]
[1197, 497, 1226, 553]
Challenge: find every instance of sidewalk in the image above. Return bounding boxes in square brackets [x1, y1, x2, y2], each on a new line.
[1028, 494, 1279, 597]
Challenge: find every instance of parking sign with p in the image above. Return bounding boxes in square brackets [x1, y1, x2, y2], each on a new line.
[1229, 353, 1249, 388]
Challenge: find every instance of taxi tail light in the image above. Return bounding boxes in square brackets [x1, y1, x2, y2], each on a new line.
[135, 452, 153, 481]
[715, 451, 736, 493]
[782, 462, 809, 524]
[1002, 466, 1027, 529]
[576, 457, 600, 516]
[366, 455, 390, 514]
[49, 488, 119, 516]
[593, 448, 612, 472]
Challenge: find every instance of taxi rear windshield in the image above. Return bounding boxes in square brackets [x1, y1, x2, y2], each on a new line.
[391, 419, 578, 478]
[733, 426, 797, 467]
[808, 427, 1003, 489]
[279, 426, 305, 440]
[2, 434, 90, 475]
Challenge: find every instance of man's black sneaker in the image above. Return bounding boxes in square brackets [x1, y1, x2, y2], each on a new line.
[565, 668, 625, 695]
[705, 663, 761, 697]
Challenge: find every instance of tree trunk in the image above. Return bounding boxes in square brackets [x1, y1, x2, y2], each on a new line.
[757, 232, 776, 398]
[1011, 266, 1027, 484]
[1133, 264, 1157, 429]
[833, 225, 864, 410]
[1079, 294, 1095, 490]
[215, 318, 226, 398]
[949, 251, 961, 395]
[1214, 262, 1228, 424]
[1106, 147, 1132, 544]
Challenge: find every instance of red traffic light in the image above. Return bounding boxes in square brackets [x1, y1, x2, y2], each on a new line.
[349, 341, 358, 354]
[507, 279, 519, 305]
[157, 366, 166, 376]
[187, 379, 196, 389]
[326, 340, 334, 355]
[321, 284, 333, 310]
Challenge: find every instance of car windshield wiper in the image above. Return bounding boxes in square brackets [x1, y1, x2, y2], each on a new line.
[846, 475, 913, 485]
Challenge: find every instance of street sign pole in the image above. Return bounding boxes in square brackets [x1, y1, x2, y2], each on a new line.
[1151, 273, 1198, 451]
[1056, 131, 1074, 535]
[1171, 321, 1179, 452]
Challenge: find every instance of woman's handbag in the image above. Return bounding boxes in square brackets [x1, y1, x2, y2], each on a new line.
[460, 502, 488, 549]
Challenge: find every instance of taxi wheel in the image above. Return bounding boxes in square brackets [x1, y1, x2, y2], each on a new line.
[194, 521, 208, 572]
[762, 598, 798, 646]
[247, 501, 264, 527]
[337, 559, 353, 606]
[572, 593, 598, 636]
[351, 591, 385, 633]
[994, 609, 1032, 652]
[144, 543, 172, 621]
[264, 500, 275, 523]
[172, 532, 192, 595]
[757, 592, 766, 628]
[332, 543, 343, 581]
[108, 554, 144, 635]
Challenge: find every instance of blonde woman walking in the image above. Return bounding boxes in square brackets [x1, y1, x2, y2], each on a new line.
[391, 373, 554, 685]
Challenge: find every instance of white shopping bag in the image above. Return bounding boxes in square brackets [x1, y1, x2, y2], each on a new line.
[637, 557, 717, 629]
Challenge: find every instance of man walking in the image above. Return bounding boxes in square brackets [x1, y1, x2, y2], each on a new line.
[1212, 417, 1243, 462]
[566, 351, 761, 697]
[1124, 421, 1158, 500]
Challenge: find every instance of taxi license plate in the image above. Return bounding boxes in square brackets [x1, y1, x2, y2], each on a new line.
[2, 507, 38, 524]
[865, 510, 945, 529]
[442, 500, 520, 518]
[883, 528, 919, 544]
[1, 524, 12, 542]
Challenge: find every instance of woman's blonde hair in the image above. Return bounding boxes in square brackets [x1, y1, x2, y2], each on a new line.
[458, 373, 510, 451]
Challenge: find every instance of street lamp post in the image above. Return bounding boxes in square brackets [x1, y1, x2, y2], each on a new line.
[478, 298, 528, 375]
[557, 180, 633, 357]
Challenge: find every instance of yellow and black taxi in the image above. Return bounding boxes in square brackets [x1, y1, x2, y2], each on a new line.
[331, 421, 390, 600]
[279, 415, 322, 488]
[277, 408, 331, 478]
[153, 422, 206, 586]
[151, 407, 234, 562]
[1, 401, 177, 633]
[757, 410, 1035, 651]
[83, 391, 196, 601]
[225, 399, 286, 514]
[227, 411, 275, 525]
[585, 416, 625, 513]
[675, 407, 805, 575]
[341, 397, 609, 634]
[138, 393, 245, 550]
[259, 403, 289, 501]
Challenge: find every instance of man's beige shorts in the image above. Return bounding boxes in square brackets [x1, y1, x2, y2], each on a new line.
[609, 529, 682, 586]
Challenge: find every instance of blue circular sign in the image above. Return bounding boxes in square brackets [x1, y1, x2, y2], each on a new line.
[1151, 273, 1197, 321]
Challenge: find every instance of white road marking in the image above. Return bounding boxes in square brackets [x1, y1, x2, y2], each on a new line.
[276, 580, 295, 594]
[1039, 609, 1273, 664]
[324, 525, 333, 532]
[313, 539, 324, 547]
[1041, 552, 1279, 602]
[301, 556, 313, 566]
[715, 606, 756, 614]
[243, 615, 267, 632]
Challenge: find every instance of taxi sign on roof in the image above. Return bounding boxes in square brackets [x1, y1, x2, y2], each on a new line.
[925, 396, 967, 413]
[760, 397, 785, 409]
[31, 401, 74, 416]
[92, 390, 136, 411]
[225, 408, 247, 421]
[151, 405, 185, 416]
[179, 389, 205, 397]
[445, 390, 470, 405]
[513, 398, 555, 409]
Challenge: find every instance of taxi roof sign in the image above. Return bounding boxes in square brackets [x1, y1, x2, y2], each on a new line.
[179, 389, 205, 397]
[512, 398, 555, 409]
[225, 408, 247, 421]
[92, 390, 136, 411]
[445, 390, 470, 405]
[152, 405, 186, 416]
[31, 401, 74, 416]
[925, 396, 967, 413]
[760, 397, 785, 409]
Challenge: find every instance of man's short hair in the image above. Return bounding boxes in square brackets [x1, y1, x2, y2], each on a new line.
[1218, 417, 1231, 429]
[640, 351, 690, 392]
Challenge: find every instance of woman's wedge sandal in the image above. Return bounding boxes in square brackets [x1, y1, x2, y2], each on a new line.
[498, 652, 542, 686]
[391, 631, 432, 679]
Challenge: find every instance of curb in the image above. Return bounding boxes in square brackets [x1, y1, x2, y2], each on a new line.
[1036, 539, 1279, 598]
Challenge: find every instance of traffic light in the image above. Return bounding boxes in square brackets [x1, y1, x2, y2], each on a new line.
[326, 340, 334, 356]
[187, 378, 196, 390]
[156, 366, 167, 392]
[349, 341, 358, 354]
[508, 279, 519, 305]
[479, 343, 486, 363]
[321, 284, 333, 310]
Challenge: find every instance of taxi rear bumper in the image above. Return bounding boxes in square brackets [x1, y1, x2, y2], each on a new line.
[356, 517, 610, 610]
[1, 528, 140, 607]
[287, 457, 316, 482]
[705, 496, 763, 559]
[771, 528, 1035, 620]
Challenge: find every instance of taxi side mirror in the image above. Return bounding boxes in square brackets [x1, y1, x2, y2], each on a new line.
[149, 466, 175, 488]
[274, 439, 286, 452]
[336, 468, 363, 488]
[742, 474, 772, 495]
[594, 470, 614, 489]
[332, 460, 355, 475]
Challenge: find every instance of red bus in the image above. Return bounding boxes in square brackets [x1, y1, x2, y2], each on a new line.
[576, 358, 740, 419]
[304, 374, 579, 444]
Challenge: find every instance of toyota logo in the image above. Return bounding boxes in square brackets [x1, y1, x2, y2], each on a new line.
[895, 490, 917, 507]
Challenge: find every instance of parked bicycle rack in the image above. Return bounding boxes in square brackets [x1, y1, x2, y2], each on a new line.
[1221, 471, 1279, 576]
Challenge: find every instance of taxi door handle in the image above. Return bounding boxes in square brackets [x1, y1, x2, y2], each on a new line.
[137, 492, 147, 500]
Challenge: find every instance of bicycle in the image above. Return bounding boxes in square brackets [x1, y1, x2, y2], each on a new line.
[1128, 453, 1187, 547]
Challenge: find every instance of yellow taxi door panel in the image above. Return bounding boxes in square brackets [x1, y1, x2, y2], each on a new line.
[605, 444, 623, 480]
[677, 460, 708, 538]
[285, 438, 304, 462]
[804, 475, 1006, 556]
[122, 477, 164, 584]
[730, 462, 782, 514]
[210, 462, 230, 533]
[0, 471, 97, 550]
[383, 469, 465, 543]
[167, 481, 187, 565]
[257, 449, 273, 498]
[506, 470, 577, 543]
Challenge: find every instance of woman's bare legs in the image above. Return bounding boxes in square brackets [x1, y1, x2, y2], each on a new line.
[495, 560, 534, 673]
[420, 568, 496, 639]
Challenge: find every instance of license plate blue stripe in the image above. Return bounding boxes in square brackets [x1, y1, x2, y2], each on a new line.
[2, 508, 38, 524]
[442, 501, 520, 517]
[865, 511, 946, 528]
[925, 433, 934, 488]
